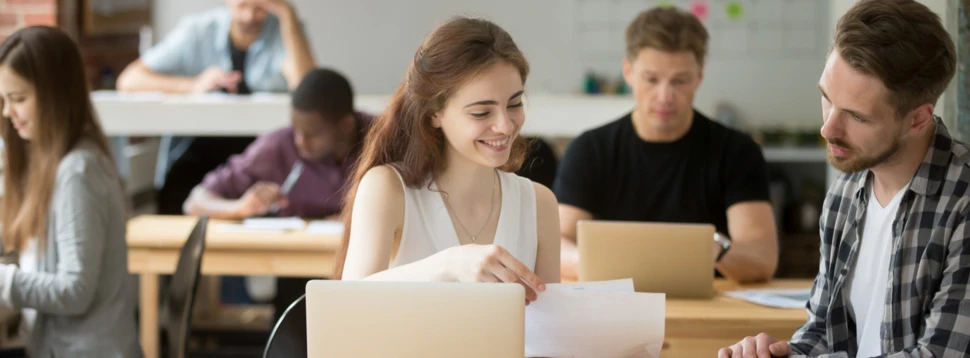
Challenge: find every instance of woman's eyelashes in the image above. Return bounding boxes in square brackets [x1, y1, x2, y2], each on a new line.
[470, 102, 524, 119]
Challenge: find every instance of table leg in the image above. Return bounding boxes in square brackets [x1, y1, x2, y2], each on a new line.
[140, 273, 159, 358]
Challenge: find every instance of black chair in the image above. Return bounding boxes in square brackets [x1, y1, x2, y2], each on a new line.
[262, 294, 307, 358]
[162, 215, 208, 358]
[0, 298, 25, 357]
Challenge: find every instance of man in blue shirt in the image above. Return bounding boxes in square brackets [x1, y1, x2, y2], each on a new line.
[118, 0, 312, 93]
[117, 0, 315, 215]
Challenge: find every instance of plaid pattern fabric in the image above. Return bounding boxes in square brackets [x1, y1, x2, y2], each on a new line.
[789, 118, 970, 358]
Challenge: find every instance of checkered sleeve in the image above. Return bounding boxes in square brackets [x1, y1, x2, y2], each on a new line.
[878, 213, 970, 357]
[788, 259, 836, 356]
[789, 189, 839, 356]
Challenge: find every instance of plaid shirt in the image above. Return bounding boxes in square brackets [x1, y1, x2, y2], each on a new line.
[789, 118, 970, 357]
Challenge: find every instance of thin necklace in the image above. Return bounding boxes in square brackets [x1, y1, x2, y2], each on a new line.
[441, 171, 497, 243]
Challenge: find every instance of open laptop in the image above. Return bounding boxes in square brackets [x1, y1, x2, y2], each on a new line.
[577, 220, 716, 299]
[305, 280, 525, 358]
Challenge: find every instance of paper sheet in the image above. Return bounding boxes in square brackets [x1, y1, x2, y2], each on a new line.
[217, 224, 284, 234]
[306, 221, 344, 235]
[553, 278, 634, 291]
[526, 279, 665, 358]
[240, 217, 307, 231]
[722, 288, 811, 309]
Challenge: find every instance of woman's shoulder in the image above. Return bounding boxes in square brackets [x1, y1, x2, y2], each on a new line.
[353, 164, 407, 227]
[57, 141, 116, 182]
[359, 164, 405, 196]
[530, 180, 558, 214]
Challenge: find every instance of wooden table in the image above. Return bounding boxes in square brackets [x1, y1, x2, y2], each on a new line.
[127, 215, 341, 358]
[664, 279, 813, 358]
[128, 215, 811, 357]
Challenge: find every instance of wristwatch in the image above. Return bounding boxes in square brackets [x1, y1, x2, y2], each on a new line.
[713, 232, 732, 262]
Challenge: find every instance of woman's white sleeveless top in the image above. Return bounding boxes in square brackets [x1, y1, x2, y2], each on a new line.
[388, 168, 538, 271]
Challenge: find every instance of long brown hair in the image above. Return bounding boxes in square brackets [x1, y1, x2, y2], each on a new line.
[0, 26, 116, 252]
[333, 17, 531, 279]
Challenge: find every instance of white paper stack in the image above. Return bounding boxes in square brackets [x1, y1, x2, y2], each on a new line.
[243, 217, 307, 230]
[306, 220, 344, 235]
[525, 279, 666, 358]
[218, 217, 308, 233]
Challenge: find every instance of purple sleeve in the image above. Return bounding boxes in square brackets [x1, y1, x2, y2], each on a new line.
[201, 131, 287, 199]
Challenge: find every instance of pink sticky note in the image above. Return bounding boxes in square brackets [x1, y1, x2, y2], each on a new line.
[691, 1, 709, 21]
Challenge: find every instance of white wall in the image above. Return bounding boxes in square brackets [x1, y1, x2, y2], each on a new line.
[152, 0, 832, 128]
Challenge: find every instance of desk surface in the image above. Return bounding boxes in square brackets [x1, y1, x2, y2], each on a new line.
[126, 215, 342, 251]
[663, 279, 812, 357]
[128, 214, 344, 358]
[94, 91, 635, 137]
[668, 279, 811, 321]
[94, 92, 830, 167]
[126, 214, 812, 358]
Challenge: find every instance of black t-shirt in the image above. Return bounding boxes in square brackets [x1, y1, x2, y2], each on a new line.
[553, 110, 770, 234]
[229, 38, 252, 95]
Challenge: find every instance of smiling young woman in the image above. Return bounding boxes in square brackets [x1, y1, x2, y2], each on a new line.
[334, 17, 561, 305]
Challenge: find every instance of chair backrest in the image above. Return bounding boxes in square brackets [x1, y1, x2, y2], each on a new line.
[163, 215, 208, 358]
[263, 294, 307, 358]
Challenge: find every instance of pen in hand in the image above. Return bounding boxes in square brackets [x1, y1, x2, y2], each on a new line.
[266, 160, 304, 216]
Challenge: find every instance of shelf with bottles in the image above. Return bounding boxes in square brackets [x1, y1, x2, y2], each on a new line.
[582, 70, 630, 95]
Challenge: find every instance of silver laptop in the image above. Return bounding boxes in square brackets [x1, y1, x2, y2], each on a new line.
[305, 280, 525, 357]
[578, 220, 716, 299]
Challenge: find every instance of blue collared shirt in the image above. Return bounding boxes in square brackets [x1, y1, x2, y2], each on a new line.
[142, 7, 288, 92]
[142, 7, 290, 188]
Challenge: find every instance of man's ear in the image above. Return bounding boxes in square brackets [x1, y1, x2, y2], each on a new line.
[907, 103, 935, 135]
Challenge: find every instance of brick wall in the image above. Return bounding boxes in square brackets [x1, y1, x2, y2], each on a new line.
[0, 0, 58, 41]
[0, 0, 139, 90]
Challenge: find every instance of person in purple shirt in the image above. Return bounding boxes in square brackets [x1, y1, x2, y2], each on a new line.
[183, 67, 371, 219]
[182, 67, 370, 320]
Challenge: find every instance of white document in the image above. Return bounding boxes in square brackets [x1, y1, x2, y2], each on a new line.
[240, 217, 307, 231]
[306, 220, 344, 235]
[722, 288, 811, 309]
[526, 279, 666, 358]
[553, 278, 634, 292]
[216, 223, 285, 234]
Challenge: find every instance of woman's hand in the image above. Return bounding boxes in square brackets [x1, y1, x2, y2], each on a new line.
[443, 244, 546, 304]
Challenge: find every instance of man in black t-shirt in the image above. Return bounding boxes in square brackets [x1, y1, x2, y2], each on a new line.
[555, 7, 778, 283]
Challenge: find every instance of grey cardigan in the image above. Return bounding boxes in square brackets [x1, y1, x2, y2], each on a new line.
[0, 141, 142, 358]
